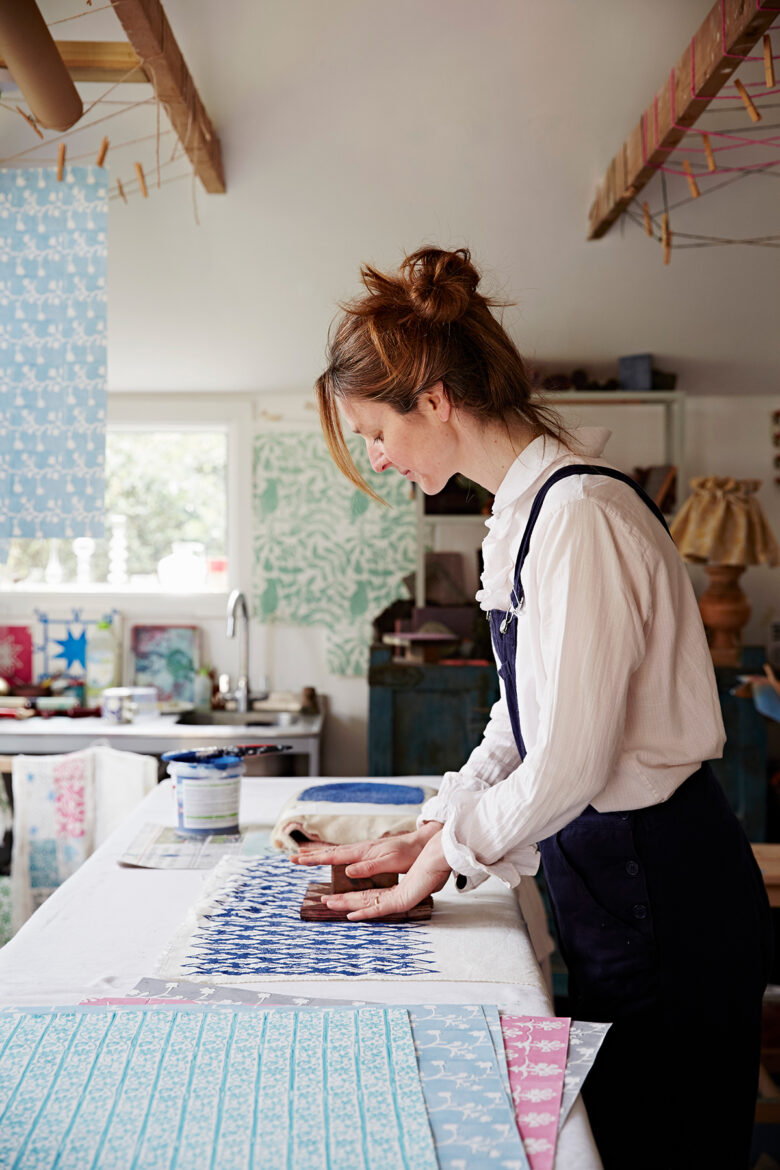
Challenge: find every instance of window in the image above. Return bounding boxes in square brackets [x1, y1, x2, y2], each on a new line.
[4, 428, 229, 592]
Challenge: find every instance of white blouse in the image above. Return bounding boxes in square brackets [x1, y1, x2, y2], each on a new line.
[420, 427, 725, 891]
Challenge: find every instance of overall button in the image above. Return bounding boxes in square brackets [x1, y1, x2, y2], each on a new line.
[632, 903, 648, 920]
[625, 860, 640, 876]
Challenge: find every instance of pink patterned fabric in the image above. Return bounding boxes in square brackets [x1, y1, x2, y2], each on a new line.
[500, 1015, 570, 1170]
[53, 756, 89, 839]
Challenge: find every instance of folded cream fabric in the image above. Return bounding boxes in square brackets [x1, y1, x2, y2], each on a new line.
[271, 780, 437, 852]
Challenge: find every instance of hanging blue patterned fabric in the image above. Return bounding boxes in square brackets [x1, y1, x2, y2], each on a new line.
[0, 165, 108, 538]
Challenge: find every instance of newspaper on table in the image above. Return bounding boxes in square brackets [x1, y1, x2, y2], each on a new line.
[119, 823, 275, 869]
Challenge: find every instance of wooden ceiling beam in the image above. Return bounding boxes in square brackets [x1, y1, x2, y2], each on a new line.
[588, 0, 778, 239]
[109, 0, 225, 193]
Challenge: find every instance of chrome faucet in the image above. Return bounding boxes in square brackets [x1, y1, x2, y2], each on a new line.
[224, 589, 252, 713]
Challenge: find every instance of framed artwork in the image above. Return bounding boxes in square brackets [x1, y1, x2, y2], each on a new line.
[0, 626, 33, 686]
[32, 609, 121, 685]
[131, 625, 200, 703]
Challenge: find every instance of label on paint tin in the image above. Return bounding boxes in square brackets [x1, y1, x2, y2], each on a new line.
[177, 775, 241, 835]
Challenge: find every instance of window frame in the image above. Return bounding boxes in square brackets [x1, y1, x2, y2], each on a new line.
[1, 392, 253, 616]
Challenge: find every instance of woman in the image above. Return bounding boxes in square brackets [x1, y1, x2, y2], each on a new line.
[297, 246, 771, 1169]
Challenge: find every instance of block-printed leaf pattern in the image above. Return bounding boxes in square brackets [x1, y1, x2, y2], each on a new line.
[252, 431, 416, 675]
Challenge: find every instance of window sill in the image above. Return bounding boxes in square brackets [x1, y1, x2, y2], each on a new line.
[0, 588, 233, 619]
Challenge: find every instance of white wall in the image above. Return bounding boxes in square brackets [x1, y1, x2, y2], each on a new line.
[94, 0, 778, 397]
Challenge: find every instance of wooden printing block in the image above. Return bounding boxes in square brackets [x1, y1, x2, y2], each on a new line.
[300, 863, 433, 922]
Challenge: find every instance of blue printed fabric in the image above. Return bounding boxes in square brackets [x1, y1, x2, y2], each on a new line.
[0, 166, 107, 538]
[298, 782, 426, 805]
[0, 1006, 438, 1170]
[174, 856, 438, 979]
[408, 1004, 530, 1170]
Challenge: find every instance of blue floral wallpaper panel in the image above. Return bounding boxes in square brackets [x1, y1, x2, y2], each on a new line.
[0, 166, 108, 539]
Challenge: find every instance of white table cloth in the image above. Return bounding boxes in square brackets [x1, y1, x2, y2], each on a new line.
[0, 775, 602, 1169]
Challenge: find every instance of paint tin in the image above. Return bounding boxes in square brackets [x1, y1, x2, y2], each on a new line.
[162, 750, 244, 836]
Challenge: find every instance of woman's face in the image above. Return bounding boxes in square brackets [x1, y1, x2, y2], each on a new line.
[340, 384, 458, 495]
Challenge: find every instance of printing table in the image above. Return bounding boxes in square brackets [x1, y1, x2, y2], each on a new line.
[0, 776, 602, 1169]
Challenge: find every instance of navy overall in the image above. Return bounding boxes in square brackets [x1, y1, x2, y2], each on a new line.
[489, 465, 772, 1170]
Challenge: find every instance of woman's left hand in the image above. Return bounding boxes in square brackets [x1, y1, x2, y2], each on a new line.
[321, 829, 451, 921]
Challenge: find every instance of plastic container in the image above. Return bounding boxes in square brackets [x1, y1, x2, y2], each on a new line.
[101, 685, 158, 723]
[85, 620, 119, 703]
[193, 669, 213, 710]
[162, 750, 244, 836]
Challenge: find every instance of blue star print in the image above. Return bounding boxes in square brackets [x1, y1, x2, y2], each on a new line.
[53, 629, 87, 671]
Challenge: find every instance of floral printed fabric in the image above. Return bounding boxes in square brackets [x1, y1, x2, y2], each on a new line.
[0, 1006, 437, 1170]
[158, 855, 439, 981]
[10, 747, 156, 933]
[253, 431, 416, 676]
[0, 167, 107, 539]
[500, 1015, 571, 1170]
[86, 997, 531, 1170]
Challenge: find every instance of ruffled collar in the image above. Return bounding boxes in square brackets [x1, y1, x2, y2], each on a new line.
[476, 427, 611, 611]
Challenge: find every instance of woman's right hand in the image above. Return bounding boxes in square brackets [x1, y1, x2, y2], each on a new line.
[290, 820, 443, 881]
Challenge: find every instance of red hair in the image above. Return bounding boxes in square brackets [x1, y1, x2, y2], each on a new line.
[316, 247, 565, 501]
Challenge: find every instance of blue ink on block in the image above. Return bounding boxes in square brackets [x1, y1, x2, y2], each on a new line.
[298, 782, 426, 805]
[180, 856, 438, 979]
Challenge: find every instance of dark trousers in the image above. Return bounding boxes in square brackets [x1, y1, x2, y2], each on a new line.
[539, 765, 772, 1170]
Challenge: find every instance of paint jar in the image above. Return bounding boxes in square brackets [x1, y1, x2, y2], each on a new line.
[162, 750, 244, 836]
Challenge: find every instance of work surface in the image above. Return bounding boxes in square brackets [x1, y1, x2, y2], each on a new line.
[0, 712, 323, 772]
[0, 776, 602, 1169]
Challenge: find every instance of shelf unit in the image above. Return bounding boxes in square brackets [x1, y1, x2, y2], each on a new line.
[413, 391, 685, 607]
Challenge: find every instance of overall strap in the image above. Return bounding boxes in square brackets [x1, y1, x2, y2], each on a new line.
[512, 464, 671, 595]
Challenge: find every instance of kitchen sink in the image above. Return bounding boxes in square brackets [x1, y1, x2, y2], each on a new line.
[175, 710, 298, 727]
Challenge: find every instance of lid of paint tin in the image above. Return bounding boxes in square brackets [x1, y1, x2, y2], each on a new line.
[161, 750, 242, 769]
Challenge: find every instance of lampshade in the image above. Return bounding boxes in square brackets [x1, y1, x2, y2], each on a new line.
[670, 477, 779, 667]
[670, 477, 779, 567]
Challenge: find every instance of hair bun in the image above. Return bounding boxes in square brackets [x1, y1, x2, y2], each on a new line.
[401, 247, 480, 324]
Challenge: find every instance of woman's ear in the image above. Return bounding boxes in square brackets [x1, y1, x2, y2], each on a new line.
[424, 381, 452, 422]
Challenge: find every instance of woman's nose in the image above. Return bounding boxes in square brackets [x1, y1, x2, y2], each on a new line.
[369, 447, 391, 473]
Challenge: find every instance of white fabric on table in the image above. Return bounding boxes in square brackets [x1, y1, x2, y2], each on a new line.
[271, 784, 436, 851]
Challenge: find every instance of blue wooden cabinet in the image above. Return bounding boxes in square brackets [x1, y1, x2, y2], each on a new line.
[711, 645, 768, 842]
[368, 647, 499, 776]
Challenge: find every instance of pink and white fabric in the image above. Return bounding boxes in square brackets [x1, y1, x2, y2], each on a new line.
[10, 747, 156, 934]
[500, 1014, 570, 1170]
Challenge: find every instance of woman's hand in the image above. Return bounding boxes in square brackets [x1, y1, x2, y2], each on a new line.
[320, 828, 451, 921]
[290, 820, 443, 881]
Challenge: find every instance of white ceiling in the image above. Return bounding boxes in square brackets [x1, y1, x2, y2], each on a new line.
[1, 1, 777, 395]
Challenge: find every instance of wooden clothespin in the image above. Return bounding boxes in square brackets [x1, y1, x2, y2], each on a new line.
[56, 142, 66, 182]
[116, 177, 127, 203]
[642, 201, 653, 236]
[661, 213, 672, 265]
[701, 133, 716, 173]
[765, 36, 776, 89]
[682, 159, 700, 199]
[15, 106, 43, 140]
[133, 161, 148, 198]
[734, 79, 761, 123]
[95, 137, 109, 168]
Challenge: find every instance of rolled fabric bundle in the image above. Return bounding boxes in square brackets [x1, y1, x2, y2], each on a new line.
[0, 0, 83, 131]
[271, 780, 437, 852]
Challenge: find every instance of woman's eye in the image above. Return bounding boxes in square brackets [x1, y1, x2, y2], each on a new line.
[372, 435, 382, 445]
